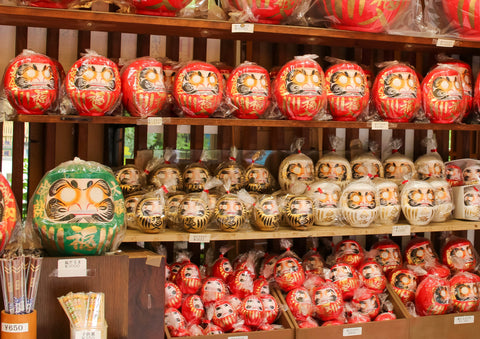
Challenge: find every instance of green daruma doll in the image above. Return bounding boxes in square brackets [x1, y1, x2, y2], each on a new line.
[31, 157, 126, 256]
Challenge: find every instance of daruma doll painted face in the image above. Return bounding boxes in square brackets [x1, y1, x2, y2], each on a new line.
[421, 65, 465, 124]
[66, 53, 121, 116]
[31, 158, 125, 256]
[226, 63, 271, 119]
[173, 61, 223, 118]
[372, 63, 421, 122]
[3, 51, 60, 115]
[325, 61, 369, 121]
[273, 56, 326, 120]
[121, 57, 167, 117]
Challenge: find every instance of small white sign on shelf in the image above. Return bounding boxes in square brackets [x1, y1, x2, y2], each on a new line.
[147, 117, 163, 126]
[58, 258, 87, 278]
[189, 234, 211, 243]
[436, 39, 456, 48]
[228, 336, 248, 339]
[454, 315, 474, 325]
[371, 121, 389, 130]
[231, 23, 254, 33]
[74, 329, 102, 339]
[392, 225, 411, 237]
[343, 327, 362, 336]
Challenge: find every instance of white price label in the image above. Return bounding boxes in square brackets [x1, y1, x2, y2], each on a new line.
[189, 234, 211, 243]
[74, 329, 102, 339]
[58, 258, 87, 278]
[228, 336, 248, 339]
[436, 39, 455, 48]
[454, 315, 474, 325]
[1, 323, 28, 333]
[231, 23, 254, 33]
[392, 225, 411, 236]
[147, 117, 163, 126]
[343, 327, 362, 336]
[371, 121, 389, 130]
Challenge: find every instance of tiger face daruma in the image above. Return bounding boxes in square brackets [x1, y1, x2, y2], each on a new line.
[340, 181, 378, 227]
[31, 158, 125, 256]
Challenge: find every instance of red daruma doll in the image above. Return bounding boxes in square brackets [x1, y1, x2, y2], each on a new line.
[173, 61, 224, 118]
[66, 51, 121, 116]
[273, 54, 327, 120]
[422, 64, 466, 124]
[372, 62, 421, 122]
[324, 59, 369, 121]
[3, 50, 60, 115]
[226, 62, 271, 119]
[121, 57, 167, 117]
[319, 0, 407, 33]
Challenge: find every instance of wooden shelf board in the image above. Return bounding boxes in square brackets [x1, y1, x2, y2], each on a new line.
[122, 219, 480, 243]
[1, 5, 480, 51]
[14, 114, 480, 131]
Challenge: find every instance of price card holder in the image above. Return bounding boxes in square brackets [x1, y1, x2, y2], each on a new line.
[231, 23, 254, 33]
[147, 117, 163, 126]
[392, 225, 411, 237]
[454, 315, 474, 325]
[435, 39, 456, 48]
[188, 234, 211, 243]
[56, 258, 89, 278]
[228, 336, 248, 339]
[370, 121, 389, 130]
[343, 327, 362, 336]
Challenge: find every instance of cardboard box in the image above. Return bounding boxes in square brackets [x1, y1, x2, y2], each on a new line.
[452, 185, 480, 221]
[164, 294, 295, 339]
[276, 284, 410, 339]
[408, 310, 480, 339]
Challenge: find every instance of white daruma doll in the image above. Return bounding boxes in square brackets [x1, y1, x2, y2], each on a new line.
[340, 180, 378, 227]
[307, 180, 342, 226]
[278, 144, 314, 192]
[430, 179, 453, 222]
[382, 139, 416, 186]
[463, 185, 480, 221]
[373, 178, 400, 225]
[315, 136, 352, 189]
[400, 180, 435, 226]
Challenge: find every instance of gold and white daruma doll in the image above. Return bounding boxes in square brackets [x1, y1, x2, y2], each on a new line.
[400, 180, 435, 226]
[340, 180, 378, 227]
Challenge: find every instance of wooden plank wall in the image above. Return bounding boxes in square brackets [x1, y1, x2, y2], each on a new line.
[1, 6, 480, 265]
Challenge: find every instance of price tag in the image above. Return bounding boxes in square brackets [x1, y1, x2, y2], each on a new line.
[436, 39, 455, 48]
[371, 121, 389, 130]
[1, 323, 29, 333]
[343, 327, 362, 336]
[231, 24, 254, 33]
[74, 329, 102, 339]
[392, 225, 411, 237]
[58, 258, 87, 278]
[147, 117, 163, 126]
[189, 234, 211, 243]
[454, 315, 474, 325]
[228, 336, 248, 339]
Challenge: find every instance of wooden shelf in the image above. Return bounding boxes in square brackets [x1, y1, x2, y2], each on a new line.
[13, 114, 480, 131]
[122, 219, 480, 243]
[2, 5, 480, 52]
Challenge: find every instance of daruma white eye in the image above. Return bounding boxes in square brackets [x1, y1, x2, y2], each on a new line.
[89, 186, 104, 202]
[60, 187, 76, 203]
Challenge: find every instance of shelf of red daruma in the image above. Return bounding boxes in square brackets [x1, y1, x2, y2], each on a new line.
[122, 219, 480, 243]
[12, 114, 480, 131]
[2, 4, 480, 53]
